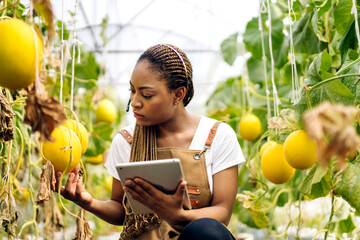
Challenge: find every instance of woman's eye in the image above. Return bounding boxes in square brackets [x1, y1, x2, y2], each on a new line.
[143, 95, 152, 99]
[129, 88, 135, 94]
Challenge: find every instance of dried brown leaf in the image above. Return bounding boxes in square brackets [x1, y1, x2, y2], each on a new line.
[32, 0, 55, 40]
[0, 192, 21, 236]
[44, 197, 64, 239]
[303, 102, 360, 169]
[0, 91, 16, 142]
[73, 209, 93, 240]
[36, 160, 56, 205]
[24, 82, 66, 142]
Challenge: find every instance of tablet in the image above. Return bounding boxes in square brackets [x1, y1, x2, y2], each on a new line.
[116, 158, 190, 215]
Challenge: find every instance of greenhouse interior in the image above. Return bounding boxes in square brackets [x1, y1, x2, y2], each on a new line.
[1, 0, 360, 239]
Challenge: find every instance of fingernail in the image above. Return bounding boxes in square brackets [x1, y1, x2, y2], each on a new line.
[69, 173, 74, 177]
[56, 172, 62, 177]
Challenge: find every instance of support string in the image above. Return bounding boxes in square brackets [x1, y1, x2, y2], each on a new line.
[70, 0, 81, 111]
[266, 0, 280, 118]
[288, 0, 300, 104]
[258, 0, 271, 120]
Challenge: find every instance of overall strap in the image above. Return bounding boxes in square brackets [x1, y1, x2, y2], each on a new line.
[119, 129, 133, 145]
[204, 121, 224, 149]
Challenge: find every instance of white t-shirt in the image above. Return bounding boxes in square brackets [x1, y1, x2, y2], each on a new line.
[105, 116, 245, 193]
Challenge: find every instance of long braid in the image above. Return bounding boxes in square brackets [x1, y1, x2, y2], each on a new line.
[121, 124, 160, 240]
[121, 44, 193, 239]
[130, 124, 157, 162]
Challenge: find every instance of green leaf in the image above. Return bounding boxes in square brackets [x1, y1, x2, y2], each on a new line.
[206, 77, 242, 110]
[274, 35, 290, 68]
[69, 51, 100, 88]
[293, 6, 327, 54]
[243, 17, 284, 60]
[335, 215, 356, 234]
[247, 57, 269, 84]
[56, 20, 69, 41]
[332, 202, 351, 222]
[334, 0, 354, 35]
[337, 50, 360, 96]
[309, 174, 332, 198]
[93, 123, 114, 141]
[298, 163, 331, 198]
[335, 163, 360, 212]
[320, 50, 332, 72]
[311, 79, 354, 105]
[355, 83, 360, 105]
[329, 203, 356, 234]
[251, 209, 269, 228]
[85, 123, 113, 156]
[335, 21, 358, 62]
[235, 206, 259, 229]
[317, 0, 333, 17]
[220, 33, 241, 66]
[305, 52, 355, 105]
[305, 51, 329, 86]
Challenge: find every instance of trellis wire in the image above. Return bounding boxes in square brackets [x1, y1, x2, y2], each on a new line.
[258, 0, 271, 120]
[70, 0, 81, 111]
[266, 0, 280, 118]
[287, 0, 301, 104]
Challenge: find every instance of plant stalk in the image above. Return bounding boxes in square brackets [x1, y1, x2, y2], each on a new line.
[324, 194, 335, 240]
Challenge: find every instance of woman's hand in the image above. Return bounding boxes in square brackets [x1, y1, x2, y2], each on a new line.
[123, 177, 187, 222]
[55, 166, 93, 209]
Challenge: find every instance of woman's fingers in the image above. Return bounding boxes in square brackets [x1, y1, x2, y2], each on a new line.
[75, 179, 85, 198]
[133, 177, 154, 193]
[124, 178, 153, 201]
[61, 172, 77, 199]
[55, 171, 62, 191]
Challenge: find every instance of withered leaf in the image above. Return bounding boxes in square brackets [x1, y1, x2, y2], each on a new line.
[24, 82, 66, 142]
[0, 192, 21, 236]
[0, 91, 16, 142]
[303, 102, 360, 169]
[44, 197, 64, 239]
[73, 209, 93, 240]
[32, 0, 55, 40]
[36, 160, 56, 205]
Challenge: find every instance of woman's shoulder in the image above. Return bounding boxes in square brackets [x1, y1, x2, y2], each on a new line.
[111, 124, 135, 144]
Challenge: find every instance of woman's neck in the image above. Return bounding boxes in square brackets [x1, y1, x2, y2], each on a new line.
[155, 109, 201, 148]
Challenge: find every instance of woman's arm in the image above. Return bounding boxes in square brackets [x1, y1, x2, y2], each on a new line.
[124, 165, 238, 230]
[56, 170, 126, 225]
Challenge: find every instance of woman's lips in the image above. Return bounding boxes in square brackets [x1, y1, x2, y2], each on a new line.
[133, 112, 144, 119]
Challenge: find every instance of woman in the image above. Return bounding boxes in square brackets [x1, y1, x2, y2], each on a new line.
[56, 44, 245, 240]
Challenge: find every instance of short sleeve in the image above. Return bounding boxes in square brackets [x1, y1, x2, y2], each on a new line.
[104, 133, 131, 180]
[211, 122, 245, 175]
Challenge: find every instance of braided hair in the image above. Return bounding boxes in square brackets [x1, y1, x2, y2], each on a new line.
[121, 44, 193, 239]
[137, 44, 194, 107]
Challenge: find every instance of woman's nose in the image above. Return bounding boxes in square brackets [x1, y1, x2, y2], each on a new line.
[131, 96, 142, 109]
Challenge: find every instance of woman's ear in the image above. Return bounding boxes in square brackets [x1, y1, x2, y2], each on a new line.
[173, 87, 186, 106]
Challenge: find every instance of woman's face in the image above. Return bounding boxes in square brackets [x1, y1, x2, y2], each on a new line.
[129, 60, 176, 126]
